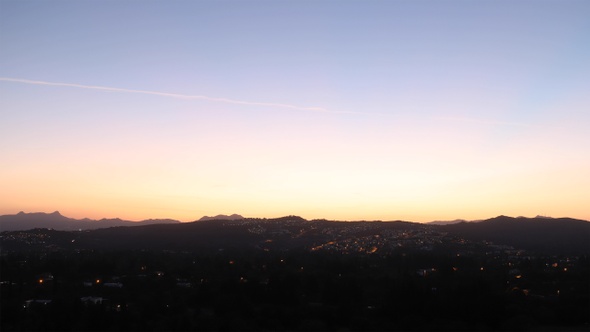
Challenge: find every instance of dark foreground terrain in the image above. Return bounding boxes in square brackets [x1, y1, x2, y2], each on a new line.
[1, 215, 589, 331]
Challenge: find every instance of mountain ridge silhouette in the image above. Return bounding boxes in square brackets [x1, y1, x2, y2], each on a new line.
[0, 211, 181, 231]
[1, 212, 588, 254]
[1, 211, 588, 232]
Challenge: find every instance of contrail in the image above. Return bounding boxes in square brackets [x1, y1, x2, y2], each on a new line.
[0, 77, 352, 114]
[0, 77, 539, 126]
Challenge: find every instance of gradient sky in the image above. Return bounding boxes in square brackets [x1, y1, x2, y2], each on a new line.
[1, 0, 589, 222]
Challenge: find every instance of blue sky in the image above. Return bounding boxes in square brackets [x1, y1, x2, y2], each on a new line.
[1, 0, 589, 221]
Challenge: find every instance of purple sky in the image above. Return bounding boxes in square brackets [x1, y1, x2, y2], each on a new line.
[1, 1, 589, 221]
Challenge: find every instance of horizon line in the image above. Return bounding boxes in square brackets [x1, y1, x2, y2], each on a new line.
[2, 210, 587, 223]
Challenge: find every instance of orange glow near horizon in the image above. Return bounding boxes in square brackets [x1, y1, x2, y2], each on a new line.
[1, 112, 588, 223]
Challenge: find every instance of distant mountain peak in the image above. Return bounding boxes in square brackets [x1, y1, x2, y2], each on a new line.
[428, 219, 467, 225]
[199, 214, 244, 221]
[535, 215, 554, 219]
[99, 217, 122, 222]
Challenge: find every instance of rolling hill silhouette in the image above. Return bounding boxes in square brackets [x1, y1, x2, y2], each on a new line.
[443, 215, 590, 254]
[1, 213, 588, 255]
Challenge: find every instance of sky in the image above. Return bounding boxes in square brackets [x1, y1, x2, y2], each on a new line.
[1, 0, 589, 222]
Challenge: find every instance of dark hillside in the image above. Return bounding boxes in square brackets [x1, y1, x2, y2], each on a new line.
[76, 221, 264, 251]
[2, 214, 589, 255]
[444, 216, 590, 254]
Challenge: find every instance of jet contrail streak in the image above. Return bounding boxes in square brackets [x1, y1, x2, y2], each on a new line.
[0, 77, 354, 114]
[0, 78, 538, 126]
